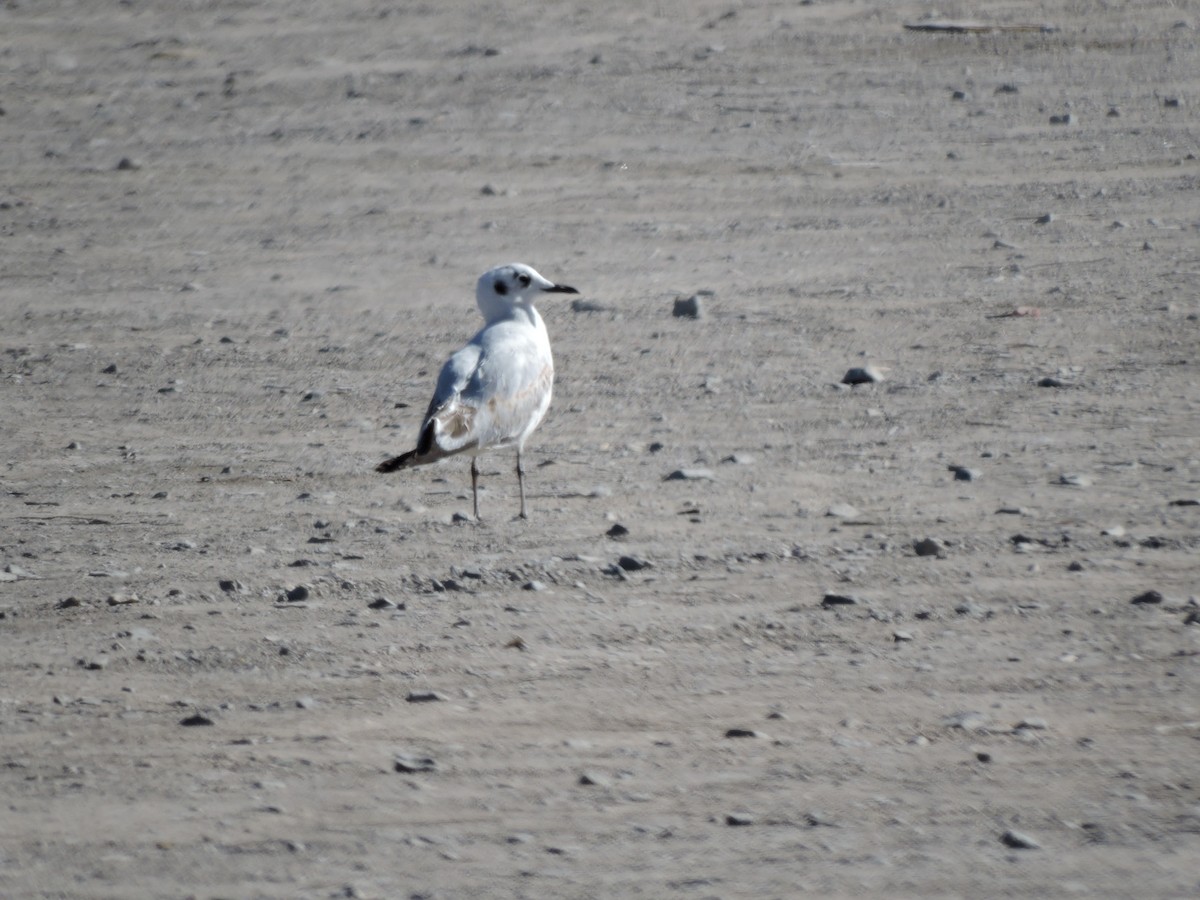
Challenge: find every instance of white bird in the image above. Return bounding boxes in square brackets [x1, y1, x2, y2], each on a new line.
[376, 263, 578, 519]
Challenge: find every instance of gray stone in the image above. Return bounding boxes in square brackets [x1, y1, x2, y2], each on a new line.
[842, 365, 884, 385]
[1000, 829, 1040, 849]
[672, 294, 705, 319]
[913, 537, 944, 557]
[665, 467, 715, 481]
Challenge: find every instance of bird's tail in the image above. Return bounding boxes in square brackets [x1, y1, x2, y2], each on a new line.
[376, 449, 420, 473]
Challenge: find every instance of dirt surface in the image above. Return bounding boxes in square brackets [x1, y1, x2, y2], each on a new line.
[3, 2, 1199, 897]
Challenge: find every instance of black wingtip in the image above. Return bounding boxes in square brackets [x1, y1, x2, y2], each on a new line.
[376, 454, 408, 473]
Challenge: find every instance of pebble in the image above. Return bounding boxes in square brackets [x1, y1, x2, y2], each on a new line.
[842, 365, 885, 385]
[949, 465, 981, 482]
[826, 503, 860, 519]
[179, 713, 214, 727]
[578, 771, 612, 787]
[393, 753, 437, 773]
[283, 585, 310, 603]
[523, 580, 546, 592]
[115, 156, 141, 170]
[913, 537, 944, 558]
[724, 728, 762, 739]
[1130, 590, 1163, 605]
[1049, 113, 1074, 125]
[218, 579, 247, 595]
[725, 813, 754, 827]
[1034, 212, 1054, 225]
[1058, 473, 1092, 487]
[606, 523, 630, 539]
[821, 593, 859, 607]
[617, 555, 652, 572]
[1000, 829, 1041, 849]
[1015, 717, 1048, 730]
[893, 630, 915, 642]
[296, 696, 316, 709]
[1038, 376, 1067, 388]
[406, 690, 445, 703]
[665, 467, 715, 481]
[368, 597, 401, 610]
[672, 294, 707, 319]
[720, 452, 755, 465]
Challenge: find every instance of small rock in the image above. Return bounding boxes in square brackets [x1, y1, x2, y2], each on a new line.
[1130, 590, 1164, 605]
[617, 555, 651, 572]
[578, 771, 612, 787]
[1049, 113, 1074, 125]
[1015, 717, 1048, 730]
[523, 580, 546, 592]
[1035, 212, 1054, 225]
[180, 713, 214, 727]
[115, 156, 141, 171]
[893, 630, 914, 642]
[841, 365, 884, 385]
[665, 467, 715, 481]
[949, 465, 981, 482]
[606, 523, 630, 539]
[1000, 829, 1040, 849]
[406, 690, 445, 703]
[296, 696, 316, 709]
[283, 585, 310, 603]
[821, 593, 859, 607]
[1058, 473, 1092, 487]
[913, 537, 943, 558]
[825, 503, 860, 519]
[1038, 376, 1066, 388]
[1163, 96, 1183, 108]
[724, 728, 761, 739]
[368, 597, 399, 610]
[720, 452, 755, 465]
[672, 294, 706, 319]
[393, 753, 436, 773]
[725, 813, 754, 827]
[218, 579, 246, 595]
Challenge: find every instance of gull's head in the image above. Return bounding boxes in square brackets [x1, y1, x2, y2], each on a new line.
[476, 263, 578, 322]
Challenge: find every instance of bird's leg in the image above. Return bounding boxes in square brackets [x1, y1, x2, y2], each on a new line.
[471, 457, 480, 520]
[516, 449, 528, 520]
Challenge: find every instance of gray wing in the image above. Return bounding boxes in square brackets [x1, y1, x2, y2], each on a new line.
[419, 320, 552, 458]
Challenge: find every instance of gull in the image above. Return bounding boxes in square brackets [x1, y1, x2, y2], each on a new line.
[376, 263, 578, 519]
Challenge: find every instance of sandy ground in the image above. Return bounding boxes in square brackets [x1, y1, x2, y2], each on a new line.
[2, 1, 1199, 897]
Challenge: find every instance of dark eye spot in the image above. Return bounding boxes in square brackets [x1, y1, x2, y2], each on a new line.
[493, 279, 507, 295]
[517, 272, 531, 287]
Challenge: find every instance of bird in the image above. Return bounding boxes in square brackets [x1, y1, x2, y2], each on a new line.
[376, 263, 578, 519]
